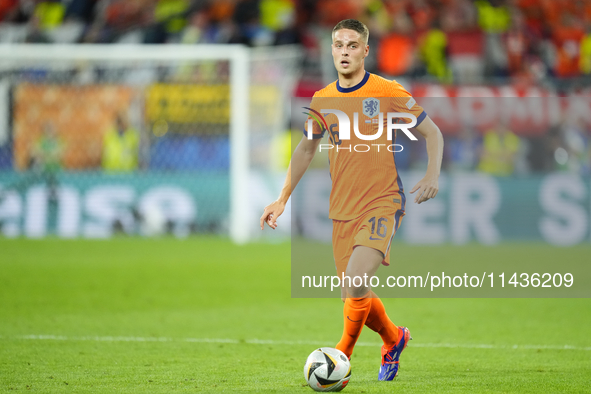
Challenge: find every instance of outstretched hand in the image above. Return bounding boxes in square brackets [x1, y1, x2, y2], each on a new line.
[260, 200, 286, 230]
[410, 175, 439, 204]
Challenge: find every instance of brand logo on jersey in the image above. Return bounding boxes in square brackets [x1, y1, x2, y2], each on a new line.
[363, 98, 380, 118]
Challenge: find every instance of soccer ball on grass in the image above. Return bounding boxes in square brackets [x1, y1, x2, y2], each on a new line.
[304, 347, 351, 392]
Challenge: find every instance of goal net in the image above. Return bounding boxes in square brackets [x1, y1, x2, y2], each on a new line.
[0, 44, 302, 242]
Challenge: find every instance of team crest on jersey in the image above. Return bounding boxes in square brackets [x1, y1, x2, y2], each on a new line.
[362, 98, 380, 118]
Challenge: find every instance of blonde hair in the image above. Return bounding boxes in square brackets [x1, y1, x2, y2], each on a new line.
[332, 19, 369, 44]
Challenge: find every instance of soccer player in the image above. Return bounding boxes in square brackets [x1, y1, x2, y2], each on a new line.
[260, 19, 444, 381]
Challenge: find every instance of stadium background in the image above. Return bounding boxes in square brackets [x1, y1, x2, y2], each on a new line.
[1, 0, 590, 392]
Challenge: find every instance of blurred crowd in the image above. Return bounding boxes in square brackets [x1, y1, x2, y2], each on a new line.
[441, 119, 591, 176]
[0, 0, 299, 45]
[2, 0, 591, 82]
[2, 0, 591, 177]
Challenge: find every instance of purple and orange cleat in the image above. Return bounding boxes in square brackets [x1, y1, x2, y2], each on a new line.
[378, 326, 412, 381]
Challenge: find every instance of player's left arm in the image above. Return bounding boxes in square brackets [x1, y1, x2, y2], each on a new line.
[410, 115, 444, 204]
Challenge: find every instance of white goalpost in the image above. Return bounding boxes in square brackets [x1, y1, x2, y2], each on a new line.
[0, 44, 303, 243]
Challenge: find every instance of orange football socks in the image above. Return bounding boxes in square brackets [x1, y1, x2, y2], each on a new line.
[364, 291, 399, 348]
[336, 294, 371, 358]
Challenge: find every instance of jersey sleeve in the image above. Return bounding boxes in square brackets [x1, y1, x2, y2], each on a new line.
[389, 82, 427, 127]
[302, 93, 327, 140]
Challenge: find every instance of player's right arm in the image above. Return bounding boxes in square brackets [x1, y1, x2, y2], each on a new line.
[260, 135, 321, 230]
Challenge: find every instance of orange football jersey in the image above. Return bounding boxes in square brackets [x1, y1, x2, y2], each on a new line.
[304, 72, 426, 220]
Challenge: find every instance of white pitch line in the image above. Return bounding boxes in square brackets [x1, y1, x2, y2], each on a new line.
[2, 335, 590, 351]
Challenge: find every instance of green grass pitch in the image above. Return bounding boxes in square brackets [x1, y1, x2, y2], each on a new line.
[1, 238, 590, 393]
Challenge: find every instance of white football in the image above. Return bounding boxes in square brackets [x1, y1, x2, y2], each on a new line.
[304, 347, 351, 392]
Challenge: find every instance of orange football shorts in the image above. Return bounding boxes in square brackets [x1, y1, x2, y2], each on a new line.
[332, 202, 405, 278]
